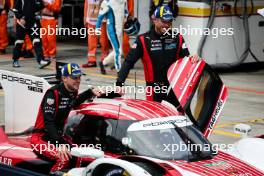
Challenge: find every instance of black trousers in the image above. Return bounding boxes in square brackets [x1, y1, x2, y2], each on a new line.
[12, 21, 44, 63]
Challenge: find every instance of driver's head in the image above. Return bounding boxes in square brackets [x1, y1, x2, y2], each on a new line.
[61, 63, 82, 92]
[152, 5, 173, 35]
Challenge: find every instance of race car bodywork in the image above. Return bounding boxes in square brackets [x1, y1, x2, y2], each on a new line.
[0, 57, 263, 176]
[225, 124, 264, 173]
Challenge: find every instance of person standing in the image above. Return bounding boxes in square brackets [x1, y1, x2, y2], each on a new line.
[82, 0, 109, 68]
[122, 0, 134, 58]
[0, 0, 9, 54]
[96, 0, 127, 72]
[12, 0, 50, 68]
[10, 0, 34, 58]
[116, 6, 200, 112]
[41, 0, 62, 61]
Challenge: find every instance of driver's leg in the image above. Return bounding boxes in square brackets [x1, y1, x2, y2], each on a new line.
[31, 134, 70, 173]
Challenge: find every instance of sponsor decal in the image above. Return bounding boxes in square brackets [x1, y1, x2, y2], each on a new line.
[0, 156, 12, 166]
[203, 161, 232, 170]
[132, 43, 137, 49]
[165, 43, 176, 50]
[151, 40, 161, 43]
[203, 161, 252, 175]
[47, 98, 55, 105]
[143, 118, 191, 127]
[105, 168, 124, 176]
[72, 65, 80, 72]
[1, 74, 43, 93]
[150, 47, 162, 51]
[191, 71, 200, 85]
[179, 76, 189, 90]
[208, 100, 223, 130]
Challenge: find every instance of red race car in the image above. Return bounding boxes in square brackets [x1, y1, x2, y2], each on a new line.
[0, 57, 262, 176]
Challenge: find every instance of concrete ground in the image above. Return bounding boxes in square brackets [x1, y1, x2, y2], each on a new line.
[0, 41, 264, 146]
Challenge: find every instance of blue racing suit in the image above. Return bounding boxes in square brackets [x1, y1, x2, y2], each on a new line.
[96, 0, 128, 71]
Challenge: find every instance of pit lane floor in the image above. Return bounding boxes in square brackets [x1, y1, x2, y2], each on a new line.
[0, 42, 263, 146]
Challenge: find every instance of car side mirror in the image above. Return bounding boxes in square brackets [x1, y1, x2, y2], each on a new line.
[234, 124, 251, 137]
[71, 147, 104, 158]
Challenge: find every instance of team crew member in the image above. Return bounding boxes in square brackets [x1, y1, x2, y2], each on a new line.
[0, 0, 9, 54]
[116, 6, 199, 111]
[10, 0, 34, 58]
[12, 0, 50, 68]
[82, 0, 109, 68]
[31, 63, 103, 174]
[96, 0, 127, 72]
[41, 0, 62, 61]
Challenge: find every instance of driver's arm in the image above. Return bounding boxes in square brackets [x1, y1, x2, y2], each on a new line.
[116, 36, 143, 86]
[71, 88, 94, 108]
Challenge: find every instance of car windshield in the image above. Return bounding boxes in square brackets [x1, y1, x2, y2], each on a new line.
[126, 125, 213, 161]
[65, 115, 214, 161]
[105, 116, 214, 161]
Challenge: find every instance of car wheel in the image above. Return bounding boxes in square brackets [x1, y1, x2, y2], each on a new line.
[103, 166, 129, 176]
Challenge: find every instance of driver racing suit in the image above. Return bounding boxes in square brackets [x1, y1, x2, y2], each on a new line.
[116, 27, 189, 111]
[95, 0, 128, 71]
[31, 83, 94, 172]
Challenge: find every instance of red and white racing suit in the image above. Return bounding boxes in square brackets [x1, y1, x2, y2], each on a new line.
[116, 27, 189, 111]
[31, 83, 94, 172]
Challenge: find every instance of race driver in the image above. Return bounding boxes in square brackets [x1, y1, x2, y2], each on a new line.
[31, 63, 103, 175]
[116, 5, 200, 112]
[95, 0, 128, 72]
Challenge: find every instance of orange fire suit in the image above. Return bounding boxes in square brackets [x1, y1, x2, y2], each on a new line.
[84, 0, 109, 63]
[22, 35, 33, 52]
[41, 0, 62, 59]
[0, 0, 9, 51]
[123, 0, 134, 58]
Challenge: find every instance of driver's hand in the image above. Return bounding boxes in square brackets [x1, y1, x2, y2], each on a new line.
[115, 86, 125, 96]
[92, 88, 104, 97]
[19, 18, 26, 26]
[57, 144, 71, 161]
[191, 55, 202, 64]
